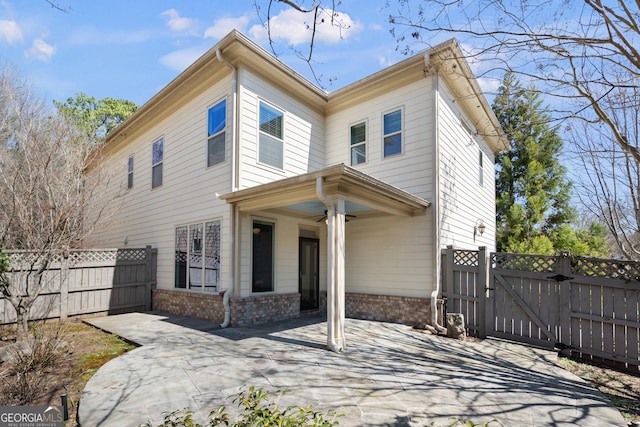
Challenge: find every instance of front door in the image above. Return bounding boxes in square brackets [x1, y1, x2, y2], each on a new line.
[299, 237, 319, 311]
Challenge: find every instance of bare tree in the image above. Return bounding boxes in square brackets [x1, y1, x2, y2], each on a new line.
[253, 0, 351, 85]
[385, 0, 639, 162]
[571, 83, 640, 259]
[0, 64, 118, 340]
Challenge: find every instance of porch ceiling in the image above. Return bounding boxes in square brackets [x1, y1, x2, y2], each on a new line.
[219, 164, 430, 220]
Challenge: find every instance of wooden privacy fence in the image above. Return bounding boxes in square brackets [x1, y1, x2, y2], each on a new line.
[1, 247, 157, 325]
[441, 246, 640, 372]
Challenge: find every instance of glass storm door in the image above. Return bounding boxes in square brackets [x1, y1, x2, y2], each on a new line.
[299, 237, 319, 311]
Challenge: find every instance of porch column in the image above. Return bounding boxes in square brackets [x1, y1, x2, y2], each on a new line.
[334, 199, 346, 349]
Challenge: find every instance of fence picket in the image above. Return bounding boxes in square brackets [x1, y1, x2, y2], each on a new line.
[0, 247, 157, 324]
[442, 249, 640, 371]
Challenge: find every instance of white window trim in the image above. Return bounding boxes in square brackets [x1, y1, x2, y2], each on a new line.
[250, 216, 277, 294]
[151, 136, 164, 189]
[382, 107, 404, 159]
[127, 154, 134, 190]
[349, 119, 368, 166]
[257, 100, 285, 171]
[174, 218, 222, 293]
[207, 97, 228, 169]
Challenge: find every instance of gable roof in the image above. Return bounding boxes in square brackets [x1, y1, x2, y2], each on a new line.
[103, 30, 507, 154]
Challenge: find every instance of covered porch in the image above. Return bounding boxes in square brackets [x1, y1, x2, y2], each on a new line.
[220, 164, 430, 351]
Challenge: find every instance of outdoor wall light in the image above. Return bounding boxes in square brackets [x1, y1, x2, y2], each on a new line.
[252, 227, 261, 235]
[474, 220, 486, 241]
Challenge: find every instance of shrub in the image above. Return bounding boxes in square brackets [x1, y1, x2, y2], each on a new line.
[142, 386, 340, 427]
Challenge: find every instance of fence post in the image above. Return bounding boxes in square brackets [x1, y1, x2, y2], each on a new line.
[443, 245, 454, 298]
[557, 251, 572, 349]
[59, 251, 69, 321]
[478, 246, 490, 339]
[144, 245, 153, 311]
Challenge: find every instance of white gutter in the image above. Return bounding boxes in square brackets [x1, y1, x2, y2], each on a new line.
[428, 54, 447, 334]
[216, 48, 239, 328]
[316, 177, 343, 352]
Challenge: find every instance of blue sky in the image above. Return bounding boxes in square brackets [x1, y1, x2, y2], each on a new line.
[0, 0, 430, 107]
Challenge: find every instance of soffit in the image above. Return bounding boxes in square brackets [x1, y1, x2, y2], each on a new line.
[219, 164, 430, 219]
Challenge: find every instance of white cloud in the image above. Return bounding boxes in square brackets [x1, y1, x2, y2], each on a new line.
[161, 9, 197, 34]
[248, 8, 362, 47]
[159, 46, 208, 72]
[204, 15, 251, 40]
[25, 38, 56, 62]
[0, 19, 22, 44]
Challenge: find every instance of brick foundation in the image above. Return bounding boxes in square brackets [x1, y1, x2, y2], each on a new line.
[152, 289, 225, 324]
[230, 293, 300, 327]
[153, 289, 439, 329]
[321, 291, 436, 327]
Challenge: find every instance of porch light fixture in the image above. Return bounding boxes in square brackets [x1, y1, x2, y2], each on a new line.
[252, 227, 261, 235]
[474, 220, 486, 241]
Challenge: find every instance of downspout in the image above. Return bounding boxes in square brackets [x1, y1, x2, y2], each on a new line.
[316, 177, 342, 352]
[217, 48, 239, 328]
[428, 54, 447, 334]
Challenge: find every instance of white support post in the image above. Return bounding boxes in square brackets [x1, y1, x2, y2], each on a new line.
[334, 198, 346, 349]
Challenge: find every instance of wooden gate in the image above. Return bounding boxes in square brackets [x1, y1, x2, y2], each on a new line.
[442, 247, 640, 371]
[489, 252, 571, 349]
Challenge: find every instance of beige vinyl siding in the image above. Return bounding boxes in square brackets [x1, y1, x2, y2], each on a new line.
[238, 68, 325, 189]
[437, 81, 497, 251]
[324, 77, 436, 295]
[345, 216, 433, 297]
[325, 78, 434, 200]
[91, 76, 234, 291]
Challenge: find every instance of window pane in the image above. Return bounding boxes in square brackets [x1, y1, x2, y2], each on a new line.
[350, 122, 366, 145]
[204, 221, 220, 291]
[259, 133, 283, 169]
[208, 132, 225, 167]
[351, 144, 366, 165]
[189, 224, 203, 290]
[252, 221, 274, 293]
[208, 100, 226, 137]
[384, 134, 402, 157]
[384, 110, 402, 134]
[152, 138, 163, 165]
[175, 226, 188, 288]
[152, 163, 162, 188]
[259, 102, 283, 139]
[127, 156, 134, 189]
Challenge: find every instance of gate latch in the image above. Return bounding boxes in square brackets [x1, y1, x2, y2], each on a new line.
[547, 274, 574, 282]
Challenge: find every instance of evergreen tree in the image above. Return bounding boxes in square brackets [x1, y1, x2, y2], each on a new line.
[493, 72, 576, 253]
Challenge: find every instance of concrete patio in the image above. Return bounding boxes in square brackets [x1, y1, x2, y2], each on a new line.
[79, 312, 626, 426]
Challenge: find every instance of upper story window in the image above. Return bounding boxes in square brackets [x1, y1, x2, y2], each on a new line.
[127, 155, 134, 189]
[350, 121, 367, 165]
[258, 101, 284, 169]
[152, 137, 163, 189]
[207, 99, 226, 167]
[383, 109, 402, 158]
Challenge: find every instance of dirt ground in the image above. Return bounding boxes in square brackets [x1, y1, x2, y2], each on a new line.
[0, 321, 135, 426]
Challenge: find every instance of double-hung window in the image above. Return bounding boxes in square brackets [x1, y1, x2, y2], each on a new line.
[175, 220, 221, 292]
[127, 155, 134, 189]
[350, 121, 366, 165]
[383, 109, 402, 157]
[258, 101, 284, 169]
[207, 99, 226, 167]
[151, 138, 163, 188]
